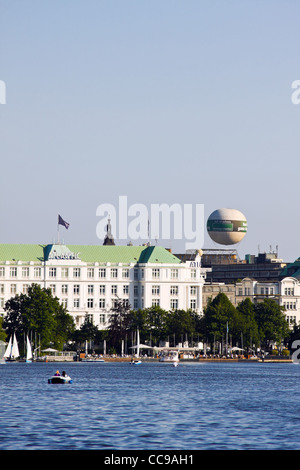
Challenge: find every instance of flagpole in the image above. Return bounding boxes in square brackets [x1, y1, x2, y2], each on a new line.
[57, 217, 60, 244]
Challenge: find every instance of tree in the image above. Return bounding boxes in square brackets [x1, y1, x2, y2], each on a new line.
[72, 314, 99, 348]
[166, 309, 197, 343]
[143, 306, 169, 345]
[108, 298, 132, 351]
[3, 283, 75, 350]
[254, 299, 290, 350]
[203, 293, 240, 344]
[236, 298, 259, 348]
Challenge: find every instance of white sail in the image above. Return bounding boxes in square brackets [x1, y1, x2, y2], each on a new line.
[26, 335, 33, 361]
[11, 333, 19, 359]
[3, 335, 12, 358]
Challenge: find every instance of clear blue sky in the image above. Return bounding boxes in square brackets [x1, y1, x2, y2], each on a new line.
[1, 0, 300, 261]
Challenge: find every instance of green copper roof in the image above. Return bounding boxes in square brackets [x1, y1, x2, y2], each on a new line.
[0, 244, 45, 262]
[0, 244, 181, 265]
[67, 245, 181, 264]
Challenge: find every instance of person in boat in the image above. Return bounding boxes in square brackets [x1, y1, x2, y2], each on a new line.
[62, 371, 67, 377]
[54, 370, 60, 376]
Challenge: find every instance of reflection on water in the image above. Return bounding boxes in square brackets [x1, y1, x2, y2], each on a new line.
[0, 361, 299, 450]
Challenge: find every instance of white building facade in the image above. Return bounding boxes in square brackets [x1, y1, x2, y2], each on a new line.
[0, 244, 206, 329]
[236, 277, 300, 326]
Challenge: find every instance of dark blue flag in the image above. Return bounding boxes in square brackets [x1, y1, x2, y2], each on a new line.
[58, 215, 70, 229]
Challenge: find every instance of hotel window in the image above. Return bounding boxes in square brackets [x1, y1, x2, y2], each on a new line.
[260, 288, 264, 295]
[190, 286, 197, 296]
[152, 299, 160, 307]
[0, 267, 5, 278]
[134, 268, 139, 280]
[11, 284, 17, 294]
[238, 288, 243, 296]
[74, 285, 80, 295]
[170, 285, 178, 295]
[170, 299, 178, 310]
[111, 285, 117, 295]
[112, 299, 118, 309]
[49, 267, 56, 278]
[190, 269, 196, 279]
[73, 268, 81, 278]
[99, 298, 105, 309]
[110, 268, 118, 278]
[0, 284, 3, 294]
[270, 288, 274, 295]
[152, 268, 160, 279]
[123, 285, 129, 295]
[134, 285, 139, 296]
[152, 285, 160, 295]
[88, 285, 94, 295]
[61, 268, 69, 278]
[99, 285, 106, 295]
[134, 298, 138, 309]
[62, 299, 68, 308]
[62, 284, 68, 295]
[122, 268, 129, 279]
[170, 269, 178, 279]
[190, 299, 197, 310]
[22, 284, 29, 294]
[87, 298, 94, 308]
[10, 267, 17, 278]
[0, 298, 4, 308]
[99, 314, 106, 324]
[87, 268, 94, 279]
[99, 268, 106, 278]
[74, 298, 80, 308]
[49, 284, 56, 295]
[22, 267, 29, 278]
[34, 267, 41, 278]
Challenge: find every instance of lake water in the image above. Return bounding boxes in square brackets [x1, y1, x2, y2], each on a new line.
[0, 361, 299, 450]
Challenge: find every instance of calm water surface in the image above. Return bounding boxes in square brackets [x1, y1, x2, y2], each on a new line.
[0, 361, 299, 450]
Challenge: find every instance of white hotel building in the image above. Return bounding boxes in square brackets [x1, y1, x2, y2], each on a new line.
[0, 242, 206, 329]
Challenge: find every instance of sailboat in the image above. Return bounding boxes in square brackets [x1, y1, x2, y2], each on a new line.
[4, 332, 20, 362]
[26, 335, 33, 363]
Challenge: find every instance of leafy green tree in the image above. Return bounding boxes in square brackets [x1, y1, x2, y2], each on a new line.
[143, 306, 169, 345]
[72, 314, 99, 347]
[108, 298, 132, 351]
[203, 293, 242, 345]
[166, 309, 197, 341]
[254, 299, 290, 350]
[3, 283, 75, 350]
[0, 317, 7, 342]
[236, 298, 259, 348]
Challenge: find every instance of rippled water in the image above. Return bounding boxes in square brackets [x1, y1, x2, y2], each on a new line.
[0, 361, 299, 450]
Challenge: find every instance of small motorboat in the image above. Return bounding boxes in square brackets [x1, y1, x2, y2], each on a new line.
[48, 371, 72, 384]
[130, 360, 142, 365]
